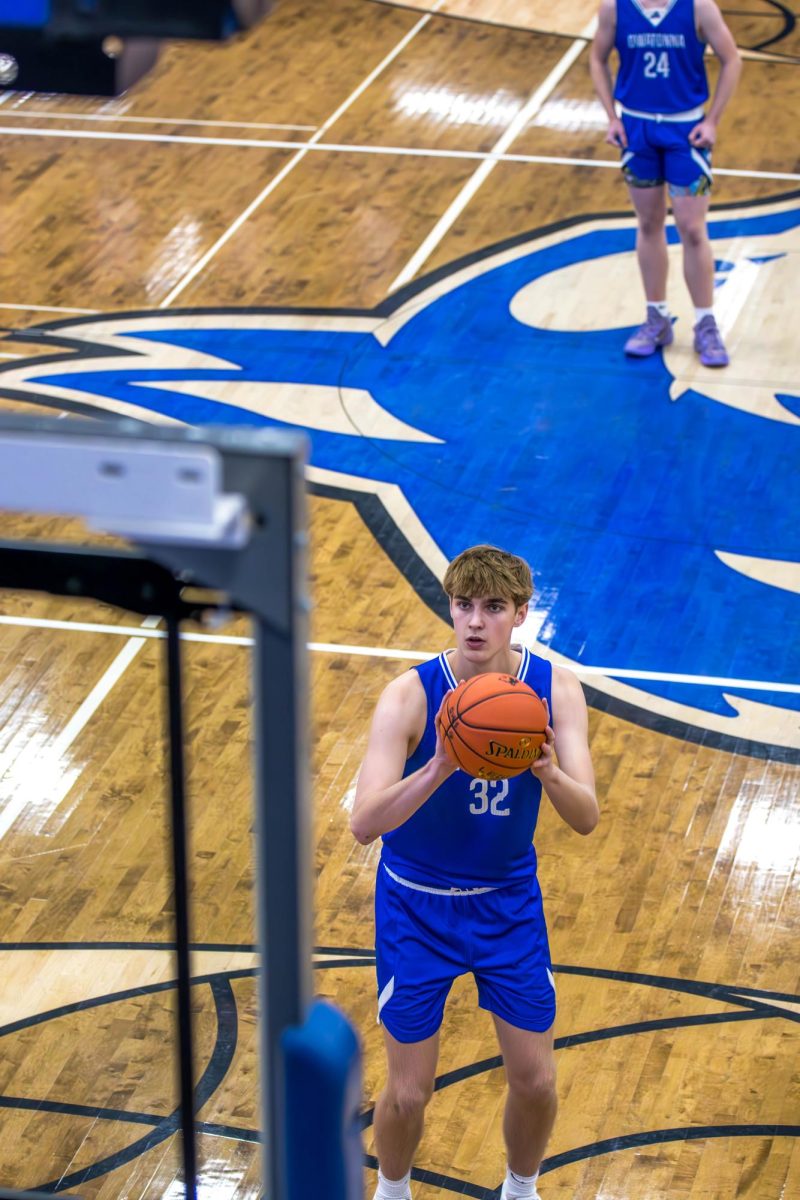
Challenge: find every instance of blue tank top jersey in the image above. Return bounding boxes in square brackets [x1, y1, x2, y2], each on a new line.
[614, 0, 708, 114]
[381, 647, 553, 889]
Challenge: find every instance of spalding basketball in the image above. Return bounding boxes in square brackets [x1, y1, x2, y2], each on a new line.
[440, 672, 548, 780]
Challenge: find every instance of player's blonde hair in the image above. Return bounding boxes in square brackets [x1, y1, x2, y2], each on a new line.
[443, 545, 533, 610]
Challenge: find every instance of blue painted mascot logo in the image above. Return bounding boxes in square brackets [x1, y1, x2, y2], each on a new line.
[2, 198, 798, 754]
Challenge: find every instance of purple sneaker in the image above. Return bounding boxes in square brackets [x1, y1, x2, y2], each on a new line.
[624, 306, 674, 357]
[694, 314, 729, 367]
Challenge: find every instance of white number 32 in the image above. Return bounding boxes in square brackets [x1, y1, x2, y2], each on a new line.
[469, 778, 511, 816]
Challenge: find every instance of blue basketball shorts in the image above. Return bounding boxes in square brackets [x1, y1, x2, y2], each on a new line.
[374, 863, 556, 1044]
[620, 113, 712, 196]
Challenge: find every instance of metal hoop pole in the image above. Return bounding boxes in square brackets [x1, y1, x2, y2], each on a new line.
[165, 614, 198, 1199]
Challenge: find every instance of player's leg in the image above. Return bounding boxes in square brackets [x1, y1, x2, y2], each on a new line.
[618, 114, 673, 355]
[671, 191, 728, 366]
[372, 867, 459, 1197]
[629, 182, 670, 307]
[492, 1016, 557, 1196]
[472, 878, 557, 1197]
[623, 184, 674, 355]
[665, 129, 728, 365]
[671, 192, 714, 307]
[373, 1028, 440, 1190]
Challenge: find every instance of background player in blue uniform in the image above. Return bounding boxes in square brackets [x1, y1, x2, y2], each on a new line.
[590, 0, 741, 365]
[351, 545, 598, 1200]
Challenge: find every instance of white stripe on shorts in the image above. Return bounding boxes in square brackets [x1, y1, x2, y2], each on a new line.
[620, 103, 705, 122]
[383, 862, 498, 895]
[377, 974, 395, 1024]
[690, 147, 713, 179]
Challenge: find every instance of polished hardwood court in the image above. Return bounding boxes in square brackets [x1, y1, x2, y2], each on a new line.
[0, 0, 798, 1196]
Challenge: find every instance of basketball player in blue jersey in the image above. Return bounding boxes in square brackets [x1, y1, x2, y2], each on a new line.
[351, 545, 598, 1200]
[590, 0, 741, 365]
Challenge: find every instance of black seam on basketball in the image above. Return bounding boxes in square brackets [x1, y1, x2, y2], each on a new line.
[443, 726, 473, 773]
[458, 721, 548, 737]
[456, 696, 547, 731]
[445, 721, 534, 773]
[455, 690, 542, 723]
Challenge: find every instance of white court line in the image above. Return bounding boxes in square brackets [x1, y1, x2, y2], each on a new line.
[0, 613, 796, 694]
[0, 123, 795, 184]
[159, 2, 445, 308]
[1, 108, 317, 132]
[388, 17, 597, 292]
[0, 615, 160, 841]
[0, 302, 99, 314]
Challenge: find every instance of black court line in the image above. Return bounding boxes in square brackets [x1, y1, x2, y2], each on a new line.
[364, 0, 800, 59]
[0, 941, 376, 955]
[0, 957, 796, 1193]
[540, 1123, 800, 1175]
[364, 1124, 800, 1194]
[35, 975, 238, 1194]
[752, 1, 797, 51]
[358, 1006, 782, 1130]
[0, 1095, 260, 1143]
[0, 969, 256, 1042]
[1, 192, 800, 761]
[0, 1008, 785, 1179]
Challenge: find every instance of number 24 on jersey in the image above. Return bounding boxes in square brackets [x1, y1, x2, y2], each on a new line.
[644, 50, 670, 78]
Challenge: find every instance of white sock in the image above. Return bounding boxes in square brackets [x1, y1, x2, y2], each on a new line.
[376, 1168, 411, 1200]
[505, 1166, 540, 1197]
[694, 305, 714, 322]
[648, 300, 670, 317]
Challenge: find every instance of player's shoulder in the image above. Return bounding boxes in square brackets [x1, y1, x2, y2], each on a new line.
[694, 0, 726, 27]
[378, 665, 428, 719]
[596, 0, 617, 26]
[552, 663, 587, 709]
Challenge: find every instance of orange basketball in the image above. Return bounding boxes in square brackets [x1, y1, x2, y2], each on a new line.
[439, 672, 548, 780]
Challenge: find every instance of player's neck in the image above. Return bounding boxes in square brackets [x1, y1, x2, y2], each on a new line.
[448, 645, 521, 680]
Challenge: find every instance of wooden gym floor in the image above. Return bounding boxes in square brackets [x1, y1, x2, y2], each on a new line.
[0, 0, 798, 1196]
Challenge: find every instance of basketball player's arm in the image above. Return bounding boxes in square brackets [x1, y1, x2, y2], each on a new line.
[690, 0, 741, 148]
[350, 673, 456, 846]
[589, 0, 627, 148]
[533, 667, 598, 835]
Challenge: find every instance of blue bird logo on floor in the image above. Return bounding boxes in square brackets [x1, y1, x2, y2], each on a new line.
[2, 196, 798, 755]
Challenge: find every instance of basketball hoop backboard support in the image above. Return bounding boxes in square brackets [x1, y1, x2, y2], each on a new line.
[0, 416, 312, 1200]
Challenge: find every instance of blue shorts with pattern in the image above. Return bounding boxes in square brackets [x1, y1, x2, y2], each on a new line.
[375, 862, 556, 1044]
[620, 113, 712, 195]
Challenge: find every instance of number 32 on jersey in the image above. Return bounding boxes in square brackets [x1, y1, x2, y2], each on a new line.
[469, 778, 511, 816]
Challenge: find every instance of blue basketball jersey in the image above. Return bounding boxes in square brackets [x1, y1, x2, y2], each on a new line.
[614, 0, 708, 114]
[380, 647, 552, 889]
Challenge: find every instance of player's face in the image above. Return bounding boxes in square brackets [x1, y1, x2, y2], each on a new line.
[450, 594, 527, 662]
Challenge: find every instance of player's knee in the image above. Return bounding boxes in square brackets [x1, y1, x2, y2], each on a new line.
[676, 220, 707, 249]
[507, 1061, 557, 1108]
[637, 212, 665, 239]
[386, 1077, 434, 1121]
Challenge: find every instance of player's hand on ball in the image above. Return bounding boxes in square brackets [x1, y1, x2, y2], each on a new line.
[434, 690, 458, 775]
[531, 698, 556, 776]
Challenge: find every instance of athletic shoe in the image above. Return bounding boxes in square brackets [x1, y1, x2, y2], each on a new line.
[693, 314, 729, 367]
[624, 306, 674, 357]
